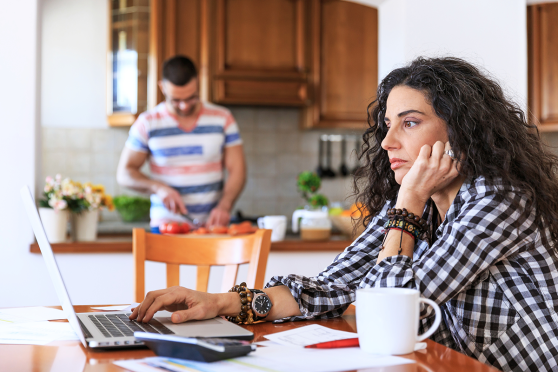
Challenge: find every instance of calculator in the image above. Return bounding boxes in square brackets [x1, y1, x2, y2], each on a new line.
[134, 332, 257, 362]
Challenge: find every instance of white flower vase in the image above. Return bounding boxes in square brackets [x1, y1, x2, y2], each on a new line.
[38, 208, 69, 243]
[74, 209, 99, 241]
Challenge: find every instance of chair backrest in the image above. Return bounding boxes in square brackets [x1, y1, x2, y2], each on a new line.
[132, 228, 272, 302]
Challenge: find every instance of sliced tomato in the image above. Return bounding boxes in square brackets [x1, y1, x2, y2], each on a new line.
[210, 225, 229, 234]
[192, 227, 209, 235]
[166, 222, 181, 234]
[159, 223, 169, 234]
[178, 222, 191, 234]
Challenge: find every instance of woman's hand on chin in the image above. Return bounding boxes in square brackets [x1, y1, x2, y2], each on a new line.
[399, 141, 460, 205]
[129, 286, 224, 324]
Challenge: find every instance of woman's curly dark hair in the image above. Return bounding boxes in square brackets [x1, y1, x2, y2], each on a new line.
[353, 56, 558, 248]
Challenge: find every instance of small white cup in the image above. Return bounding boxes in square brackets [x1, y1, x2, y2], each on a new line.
[257, 215, 287, 242]
[356, 288, 442, 355]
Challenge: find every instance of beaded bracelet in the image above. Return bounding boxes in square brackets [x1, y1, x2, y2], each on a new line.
[380, 208, 430, 254]
[386, 208, 428, 237]
[384, 219, 422, 240]
[226, 282, 255, 325]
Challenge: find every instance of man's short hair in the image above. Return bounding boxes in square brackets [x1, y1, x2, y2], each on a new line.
[162, 55, 198, 86]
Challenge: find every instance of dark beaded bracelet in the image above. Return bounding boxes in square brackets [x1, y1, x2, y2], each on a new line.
[226, 282, 254, 325]
[386, 208, 428, 234]
[384, 219, 422, 240]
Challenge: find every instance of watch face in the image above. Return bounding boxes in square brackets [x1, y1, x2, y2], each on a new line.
[254, 295, 272, 315]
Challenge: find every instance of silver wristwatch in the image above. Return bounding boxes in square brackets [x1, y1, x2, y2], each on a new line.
[250, 289, 272, 321]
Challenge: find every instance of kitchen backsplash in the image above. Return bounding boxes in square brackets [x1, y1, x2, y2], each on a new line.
[41, 107, 362, 223]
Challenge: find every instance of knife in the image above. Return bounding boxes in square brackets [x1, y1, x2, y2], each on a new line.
[181, 213, 202, 229]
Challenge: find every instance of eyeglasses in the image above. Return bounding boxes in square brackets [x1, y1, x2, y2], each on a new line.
[168, 95, 199, 105]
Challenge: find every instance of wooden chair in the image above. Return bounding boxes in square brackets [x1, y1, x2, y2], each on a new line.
[133, 228, 272, 302]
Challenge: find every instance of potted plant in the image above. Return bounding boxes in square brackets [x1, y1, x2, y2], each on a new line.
[72, 182, 114, 241]
[113, 195, 151, 222]
[39, 175, 70, 243]
[296, 171, 329, 208]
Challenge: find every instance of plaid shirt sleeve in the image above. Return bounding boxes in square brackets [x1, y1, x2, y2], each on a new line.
[266, 183, 535, 324]
[360, 188, 537, 318]
[264, 202, 392, 322]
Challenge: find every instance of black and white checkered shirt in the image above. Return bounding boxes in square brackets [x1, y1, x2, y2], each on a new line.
[266, 177, 558, 371]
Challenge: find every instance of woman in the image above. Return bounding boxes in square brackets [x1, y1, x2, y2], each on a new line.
[130, 57, 558, 371]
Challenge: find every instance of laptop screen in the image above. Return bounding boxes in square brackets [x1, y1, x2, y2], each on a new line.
[20, 186, 87, 347]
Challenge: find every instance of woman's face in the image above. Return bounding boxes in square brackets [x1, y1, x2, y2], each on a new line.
[381, 85, 449, 185]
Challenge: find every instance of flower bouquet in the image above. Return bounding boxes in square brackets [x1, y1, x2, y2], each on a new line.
[40, 175, 114, 242]
[38, 175, 70, 242]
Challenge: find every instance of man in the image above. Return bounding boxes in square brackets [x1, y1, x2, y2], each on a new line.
[117, 55, 246, 231]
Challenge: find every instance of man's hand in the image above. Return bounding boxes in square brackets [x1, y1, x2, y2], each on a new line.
[155, 185, 187, 215]
[129, 286, 238, 324]
[206, 205, 231, 228]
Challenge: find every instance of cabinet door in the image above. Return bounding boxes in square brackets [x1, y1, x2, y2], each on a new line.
[528, 4, 558, 131]
[213, 0, 309, 106]
[150, 0, 211, 105]
[305, 0, 378, 129]
[107, 0, 151, 126]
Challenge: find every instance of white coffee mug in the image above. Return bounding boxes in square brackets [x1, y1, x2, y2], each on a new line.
[356, 288, 442, 355]
[257, 215, 287, 242]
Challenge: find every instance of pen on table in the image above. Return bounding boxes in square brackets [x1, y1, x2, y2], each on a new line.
[304, 338, 360, 349]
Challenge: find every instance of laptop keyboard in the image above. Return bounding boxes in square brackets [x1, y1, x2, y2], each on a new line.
[87, 313, 174, 338]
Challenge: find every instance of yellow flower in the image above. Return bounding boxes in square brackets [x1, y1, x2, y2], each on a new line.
[92, 184, 105, 194]
[102, 194, 114, 211]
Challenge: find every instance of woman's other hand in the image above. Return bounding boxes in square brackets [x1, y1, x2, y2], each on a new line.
[129, 286, 237, 324]
[399, 141, 459, 203]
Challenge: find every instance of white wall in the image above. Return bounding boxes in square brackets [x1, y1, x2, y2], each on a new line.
[0, 0, 53, 307]
[352, 0, 528, 108]
[41, 0, 108, 128]
[386, 0, 527, 107]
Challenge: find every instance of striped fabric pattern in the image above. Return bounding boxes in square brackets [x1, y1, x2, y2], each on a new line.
[125, 102, 242, 226]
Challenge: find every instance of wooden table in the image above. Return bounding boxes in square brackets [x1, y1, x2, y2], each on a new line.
[0, 305, 499, 372]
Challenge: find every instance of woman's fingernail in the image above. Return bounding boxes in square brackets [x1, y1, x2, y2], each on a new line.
[173, 313, 182, 322]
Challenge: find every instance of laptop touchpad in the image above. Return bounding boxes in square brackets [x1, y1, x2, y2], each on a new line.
[155, 317, 221, 325]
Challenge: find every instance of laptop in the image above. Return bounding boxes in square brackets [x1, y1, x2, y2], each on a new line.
[20, 186, 254, 349]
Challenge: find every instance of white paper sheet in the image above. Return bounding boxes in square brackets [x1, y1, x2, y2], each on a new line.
[114, 347, 414, 372]
[263, 324, 357, 347]
[90, 305, 130, 311]
[263, 324, 428, 351]
[0, 321, 79, 345]
[0, 307, 66, 323]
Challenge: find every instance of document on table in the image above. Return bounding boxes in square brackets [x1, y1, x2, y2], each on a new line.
[263, 324, 357, 347]
[0, 307, 66, 324]
[114, 347, 414, 372]
[90, 303, 139, 312]
[0, 321, 79, 345]
[90, 305, 130, 311]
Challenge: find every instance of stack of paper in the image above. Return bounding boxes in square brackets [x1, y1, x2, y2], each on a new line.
[0, 306, 66, 324]
[0, 307, 78, 345]
[263, 324, 357, 347]
[0, 322, 79, 345]
[113, 325, 415, 372]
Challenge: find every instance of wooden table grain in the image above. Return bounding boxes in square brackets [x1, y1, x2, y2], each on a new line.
[0, 305, 500, 372]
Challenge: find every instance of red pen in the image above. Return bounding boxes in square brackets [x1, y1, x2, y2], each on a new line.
[304, 337, 360, 349]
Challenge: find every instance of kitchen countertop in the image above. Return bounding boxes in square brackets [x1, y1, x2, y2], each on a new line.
[29, 232, 354, 254]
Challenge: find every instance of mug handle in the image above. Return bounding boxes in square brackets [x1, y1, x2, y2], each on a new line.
[257, 217, 265, 229]
[416, 298, 442, 342]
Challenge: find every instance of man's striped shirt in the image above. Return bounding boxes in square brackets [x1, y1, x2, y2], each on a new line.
[125, 102, 242, 226]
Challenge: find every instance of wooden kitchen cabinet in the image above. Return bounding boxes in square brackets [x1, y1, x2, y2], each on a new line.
[528, 3, 558, 131]
[107, 0, 151, 126]
[212, 0, 310, 106]
[150, 0, 211, 104]
[106, 0, 379, 125]
[304, 0, 378, 130]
